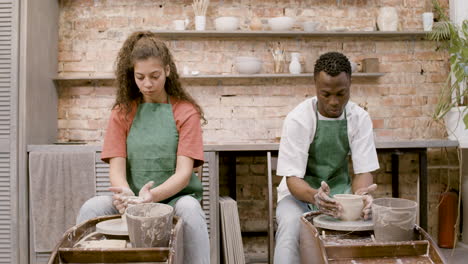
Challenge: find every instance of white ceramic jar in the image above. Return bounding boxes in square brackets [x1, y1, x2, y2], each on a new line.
[289, 52, 301, 74]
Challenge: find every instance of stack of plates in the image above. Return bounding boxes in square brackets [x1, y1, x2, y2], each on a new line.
[219, 196, 245, 264]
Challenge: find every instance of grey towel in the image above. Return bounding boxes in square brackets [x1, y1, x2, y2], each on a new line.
[29, 151, 96, 252]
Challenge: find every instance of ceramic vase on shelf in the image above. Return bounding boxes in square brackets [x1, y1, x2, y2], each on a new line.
[195, 15, 206, 31]
[377, 7, 398, 31]
[289, 52, 301, 74]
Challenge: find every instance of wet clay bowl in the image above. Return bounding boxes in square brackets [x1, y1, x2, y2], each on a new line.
[333, 194, 364, 221]
[125, 203, 174, 248]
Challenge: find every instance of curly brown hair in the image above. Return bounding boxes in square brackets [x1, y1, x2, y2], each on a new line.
[113, 31, 205, 123]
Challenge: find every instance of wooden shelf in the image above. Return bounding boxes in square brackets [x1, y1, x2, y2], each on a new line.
[53, 72, 384, 82]
[152, 30, 428, 38]
[54, 75, 115, 82]
[181, 72, 384, 79]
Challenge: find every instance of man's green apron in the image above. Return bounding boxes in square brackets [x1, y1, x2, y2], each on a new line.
[305, 104, 351, 209]
[126, 100, 203, 206]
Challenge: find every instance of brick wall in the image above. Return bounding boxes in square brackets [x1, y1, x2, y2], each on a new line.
[56, 0, 459, 257]
[57, 0, 450, 144]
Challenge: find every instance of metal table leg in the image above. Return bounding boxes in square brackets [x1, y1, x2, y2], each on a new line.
[419, 149, 428, 230]
[391, 152, 399, 198]
[267, 152, 274, 264]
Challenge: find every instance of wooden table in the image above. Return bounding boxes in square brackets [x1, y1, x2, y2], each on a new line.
[205, 140, 458, 230]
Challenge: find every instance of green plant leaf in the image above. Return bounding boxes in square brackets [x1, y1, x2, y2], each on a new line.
[429, 21, 451, 41]
[463, 113, 468, 129]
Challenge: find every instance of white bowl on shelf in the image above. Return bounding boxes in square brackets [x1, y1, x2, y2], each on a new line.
[303, 21, 320, 32]
[234, 56, 263, 74]
[214, 16, 239, 31]
[268, 16, 295, 31]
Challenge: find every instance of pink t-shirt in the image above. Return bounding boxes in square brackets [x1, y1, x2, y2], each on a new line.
[101, 97, 204, 168]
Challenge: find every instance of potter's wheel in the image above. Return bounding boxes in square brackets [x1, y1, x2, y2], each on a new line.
[96, 218, 128, 236]
[313, 214, 373, 231]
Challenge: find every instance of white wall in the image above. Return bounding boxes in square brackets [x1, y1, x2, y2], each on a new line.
[450, 0, 468, 25]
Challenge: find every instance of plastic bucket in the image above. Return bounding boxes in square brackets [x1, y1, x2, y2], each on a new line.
[125, 203, 174, 248]
[372, 198, 417, 241]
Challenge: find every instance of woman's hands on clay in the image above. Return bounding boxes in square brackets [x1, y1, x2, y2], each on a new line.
[109, 186, 135, 214]
[109, 181, 154, 214]
[137, 181, 154, 204]
[314, 181, 342, 218]
[355, 183, 378, 220]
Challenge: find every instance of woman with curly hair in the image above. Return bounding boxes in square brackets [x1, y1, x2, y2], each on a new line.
[77, 31, 210, 263]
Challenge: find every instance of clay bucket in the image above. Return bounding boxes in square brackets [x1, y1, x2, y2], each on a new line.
[333, 194, 364, 221]
[372, 198, 417, 241]
[125, 203, 174, 248]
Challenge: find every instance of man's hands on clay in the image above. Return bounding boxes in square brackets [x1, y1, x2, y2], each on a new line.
[314, 181, 342, 218]
[355, 183, 378, 220]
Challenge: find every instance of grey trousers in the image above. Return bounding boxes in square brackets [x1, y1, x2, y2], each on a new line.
[77, 195, 210, 264]
[274, 195, 310, 264]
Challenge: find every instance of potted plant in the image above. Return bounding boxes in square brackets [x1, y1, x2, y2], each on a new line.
[430, 0, 468, 142]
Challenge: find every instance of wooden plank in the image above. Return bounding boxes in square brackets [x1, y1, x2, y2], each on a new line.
[53, 72, 385, 82]
[328, 256, 434, 263]
[58, 248, 169, 263]
[204, 144, 279, 152]
[26, 140, 459, 153]
[151, 29, 428, 38]
[49, 215, 182, 264]
[325, 240, 429, 259]
[206, 151, 220, 264]
[416, 226, 446, 264]
[168, 216, 184, 264]
[180, 73, 385, 79]
[201, 156, 211, 235]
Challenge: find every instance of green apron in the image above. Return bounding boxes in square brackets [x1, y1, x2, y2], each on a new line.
[126, 99, 203, 206]
[305, 104, 351, 209]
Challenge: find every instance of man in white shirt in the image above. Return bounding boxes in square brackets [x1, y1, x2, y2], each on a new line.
[274, 52, 380, 263]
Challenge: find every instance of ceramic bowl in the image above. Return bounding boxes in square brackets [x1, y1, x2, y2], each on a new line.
[234, 56, 263, 74]
[333, 194, 364, 221]
[214, 16, 239, 31]
[303, 21, 320, 32]
[268, 16, 295, 31]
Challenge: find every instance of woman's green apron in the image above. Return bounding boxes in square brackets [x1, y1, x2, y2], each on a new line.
[125, 100, 203, 206]
[305, 104, 351, 209]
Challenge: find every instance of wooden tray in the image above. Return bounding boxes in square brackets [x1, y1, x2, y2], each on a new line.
[300, 211, 447, 264]
[47, 214, 183, 264]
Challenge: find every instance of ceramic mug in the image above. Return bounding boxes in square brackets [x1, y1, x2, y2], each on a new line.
[333, 194, 364, 221]
[173, 19, 188, 30]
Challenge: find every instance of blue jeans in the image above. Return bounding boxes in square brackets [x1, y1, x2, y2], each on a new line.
[274, 195, 310, 264]
[77, 195, 210, 264]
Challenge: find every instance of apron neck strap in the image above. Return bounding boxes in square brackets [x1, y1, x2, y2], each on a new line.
[315, 102, 347, 119]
